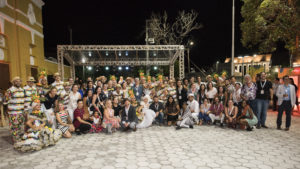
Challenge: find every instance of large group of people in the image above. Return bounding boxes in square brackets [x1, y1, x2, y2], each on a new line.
[3, 70, 298, 152]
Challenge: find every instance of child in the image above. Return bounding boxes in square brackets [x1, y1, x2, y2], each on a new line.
[90, 111, 103, 133]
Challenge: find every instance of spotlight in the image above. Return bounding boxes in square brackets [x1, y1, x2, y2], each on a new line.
[118, 66, 122, 70]
[106, 51, 109, 56]
[125, 66, 129, 70]
[87, 66, 92, 71]
[153, 52, 157, 56]
[105, 66, 109, 70]
[82, 58, 86, 63]
[88, 52, 92, 57]
[154, 66, 158, 70]
[125, 51, 128, 56]
[118, 51, 121, 56]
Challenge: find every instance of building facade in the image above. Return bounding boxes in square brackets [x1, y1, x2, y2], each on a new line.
[0, 0, 70, 90]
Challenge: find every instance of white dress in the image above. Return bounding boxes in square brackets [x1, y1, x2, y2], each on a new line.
[136, 102, 156, 129]
[67, 92, 81, 121]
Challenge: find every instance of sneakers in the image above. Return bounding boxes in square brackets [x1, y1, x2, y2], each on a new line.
[261, 125, 268, 128]
[220, 123, 224, 127]
[246, 127, 253, 131]
[256, 124, 261, 129]
[176, 126, 181, 130]
[189, 125, 194, 129]
[277, 126, 282, 130]
[284, 128, 289, 131]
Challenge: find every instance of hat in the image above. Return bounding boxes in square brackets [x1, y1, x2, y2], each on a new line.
[27, 76, 35, 82]
[206, 75, 212, 80]
[188, 93, 194, 98]
[11, 76, 21, 83]
[53, 72, 60, 77]
[116, 84, 121, 88]
[63, 82, 70, 86]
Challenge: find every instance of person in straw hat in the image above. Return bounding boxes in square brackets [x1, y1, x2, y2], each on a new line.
[24, 76, 37, 111]
[51, 72, 64, 95]
[5, 76, 26, 143]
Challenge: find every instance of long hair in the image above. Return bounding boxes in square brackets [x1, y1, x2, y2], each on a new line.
[166, 95, 176, 107]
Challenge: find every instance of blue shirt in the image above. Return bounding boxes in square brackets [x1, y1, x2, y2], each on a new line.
[283, 85, 291, 101]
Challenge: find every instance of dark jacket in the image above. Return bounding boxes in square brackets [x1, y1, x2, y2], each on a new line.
[149, 102, 164, 113]
[121, 105, 137, 123]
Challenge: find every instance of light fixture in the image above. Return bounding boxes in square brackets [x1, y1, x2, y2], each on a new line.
[238, 56, 243, 58]
[216, 61, 219, 64]
[88, 52, 92, 57]
[82, 58, 86, 63]
[253, 54, 257, 57]
[154, 66, 158, 70]
[105, 66, 109, 70]
[118, 66, 122, 70]
[189, 41, 194, 46]
[87, 66, 92, 71]
[125, 51, 128, 56]
[125, 66, 129, 70]
[153, 52, 157, 56]
[118, 51, 121, 56]
[106, 51, 109, 56]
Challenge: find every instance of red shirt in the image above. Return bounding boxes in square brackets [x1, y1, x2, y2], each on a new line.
[73, 108, 84, 129]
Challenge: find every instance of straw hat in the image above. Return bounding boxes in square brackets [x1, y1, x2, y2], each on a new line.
[63, 82, 70, 87]
[206, 75, 212, 80]
[53, 72, 60, 77]
[11, 76, 21, 83]
[27, 76, 36, 82]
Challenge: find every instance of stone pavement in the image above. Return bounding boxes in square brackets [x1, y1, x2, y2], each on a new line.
[1, 111, 300, 169]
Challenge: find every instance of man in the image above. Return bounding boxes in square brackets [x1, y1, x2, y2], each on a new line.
[68, 77, 74, 87]
[241, 74, 257, 115]
[150, 96, 164, 125]
[196, 76, 206, 90]
[272, 78, 280, 111]
[176, 80, 188, 108]
[206, 75, 216, 86]
[176, 102, 194, 130]
[255, 72, 273, 129]
[208, 97, 225, 127]
[121, 99, 137, 131]
[6, 77, 26, 143]
[227, 76, 236, 96]
[187, 93, 199, 124]
[132, 78, 143, 102]
[51, 72, 64, 95]
[276, 75, 296, 131]
[23, 76, 37, 111]
[60, 82, 71, 110]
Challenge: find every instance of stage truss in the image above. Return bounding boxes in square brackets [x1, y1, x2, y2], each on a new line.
[57, 45, 185, 80]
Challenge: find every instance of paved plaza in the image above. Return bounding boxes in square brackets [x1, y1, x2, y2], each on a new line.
[0, 111, 300, 169]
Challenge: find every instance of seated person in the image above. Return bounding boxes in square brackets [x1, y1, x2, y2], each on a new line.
[56, 102, 75, 138]
[165, 96, 180, 126]
[149, 96, 164, 125]
[90, 111, 103, 133]
[187, 93, 199, 124]
[73, 99, 92, 135]
[103, 99, 120, 134]
[198, 98, 211, 125]
[208, 97, 225, 127]
[176, 102, 193, 130]
[136, 95, 156, 129]
[238, 100, 258, 131]
[224, 99, 238, 128]
[121, 99, 138, 131]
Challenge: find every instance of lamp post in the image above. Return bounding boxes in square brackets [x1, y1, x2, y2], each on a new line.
[187, 41, 194, 73]
[231, 0, 235, 76]
[216, 61, 220, 73]
[238, 56, 244, 83]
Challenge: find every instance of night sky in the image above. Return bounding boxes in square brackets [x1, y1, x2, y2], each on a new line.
[42, 0, 287, 69]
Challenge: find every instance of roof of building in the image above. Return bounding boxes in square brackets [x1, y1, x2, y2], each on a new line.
[225, 54, 272, 64]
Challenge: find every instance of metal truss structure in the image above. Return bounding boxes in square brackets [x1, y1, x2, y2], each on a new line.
[57, 45, 185, 80]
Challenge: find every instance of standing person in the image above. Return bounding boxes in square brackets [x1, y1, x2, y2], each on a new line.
[164, 96, 180, 126]
[276, 76, 296, 131]
[150, 96, 164, 125]
[43, 87, 59, 129]
[60, 82, 71, 111]
[198, 84, 206, 105]
[6, 77, 26, 143]
[205, 82, 217, 103]
[232, 83, 242, 117]
[272, 78, 280, 111]
[68, 77, 74, 88]
[91, 86, 106, 118]
[24, 77, 37, 111]
[67, 84, 82, 121]
[73, 99, 92, 135]
[112, 84, 123, 102]
[255, 72, 273, 129]
[103, 99, 120, 134]
[112, 97, 122, 117]
[289, 78, 299, 112]
[83, 90, 94, 116]
[176, 80, 188, 108]
[196, 76, 206, 90]
[241, 74, 257, 116]
[227, 76, 236, 95]
[51, 73, 64, 95]
[132, 78, 143, 102]
[206, 75, 216, 86]
[217, 86, 228, 106]
[188, 83, 198, 99]
[208, 97, 225, 127]
[176, 102, 194, 129]
[86, 81, 95, 95]
[121, 99, 138, 131]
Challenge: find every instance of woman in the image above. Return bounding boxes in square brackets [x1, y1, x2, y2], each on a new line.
[122, 82, 129, 99]
[102, 84, 110, 98]
[83, 90, 94, 116]
[56, 102, 75, 138]
[183, 79, 190, 90]
[165, 96, 180, 126]
[217, 86, 228, 106]
[176, 80, 188, 108]
[14, 100, 62, 152]
[43, 87, 59, 129]
[91, 86, 106, 118]
[198, 98, 211, 125]
[103, 99, 120, 134]
[136, 95, 156, 128]
[238, 100, 258, 131]
[112, 84, 123, 102]
[232, 83, 242, 117]
[73, 99, 92, 135]
[224, 99, 238, 128]
[67, 84, 82, 121]
[205, 82, 217, 103]
[112, 97, 122, 117]
[198, 84, 206, 105]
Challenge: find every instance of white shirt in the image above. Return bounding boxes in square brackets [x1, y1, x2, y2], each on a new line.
[68, 92, 81, 111]
[233, 88, 241, 103]
[276, 84, 296, 107]
[187, 99, 199, 113]
[205, 87, 217, 99]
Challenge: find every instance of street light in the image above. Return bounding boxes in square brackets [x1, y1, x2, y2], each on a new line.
[216, 61, 220, 73]
[105, 66, 109, 70]
[189, 41, 194, 46]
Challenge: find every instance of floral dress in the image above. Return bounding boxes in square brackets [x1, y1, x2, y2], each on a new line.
[103, 108, 120, 129]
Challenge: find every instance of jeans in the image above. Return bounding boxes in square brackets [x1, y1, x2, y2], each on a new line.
[277, 101, 292, 128]
[249, 99, 257, 116]
[155, 112, 164, 124]
[198, 112, 211, 123]
[256, 99, 269, 126]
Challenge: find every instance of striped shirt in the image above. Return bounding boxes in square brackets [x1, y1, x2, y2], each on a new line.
[51, 81, 64, 95]
[24, 85, 37, 108]
[7, 86, 25, 114]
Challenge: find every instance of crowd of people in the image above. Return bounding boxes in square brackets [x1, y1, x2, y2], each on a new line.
[3, 70, 297, 152]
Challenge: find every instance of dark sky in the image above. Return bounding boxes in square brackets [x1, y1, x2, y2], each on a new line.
[43, 0, 282, 69]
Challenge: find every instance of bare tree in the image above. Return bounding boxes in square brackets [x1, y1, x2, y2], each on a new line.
[149, 10, 202, 45]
